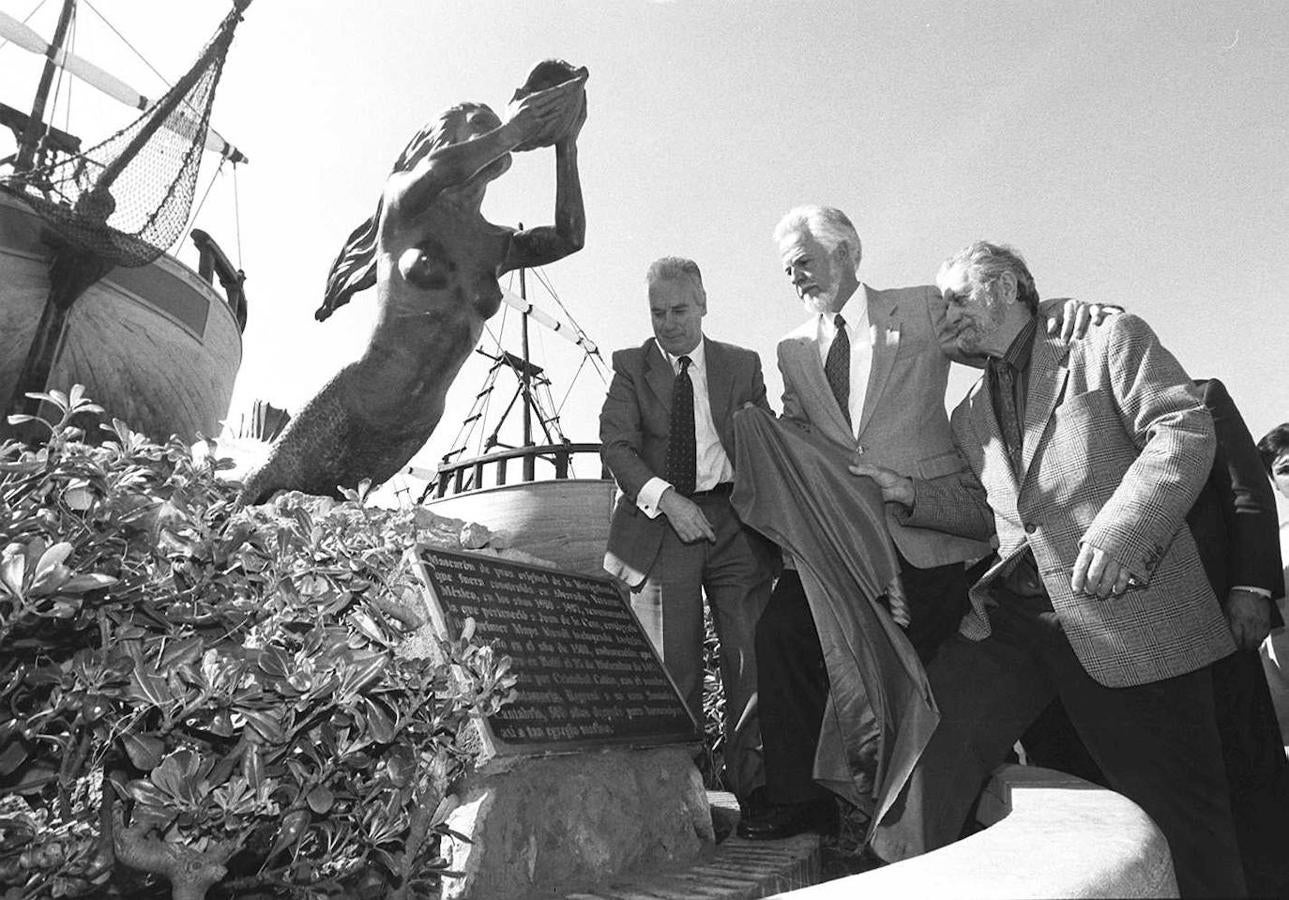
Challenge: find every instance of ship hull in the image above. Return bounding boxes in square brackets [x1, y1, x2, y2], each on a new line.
[424, 478, 617, 578]
[0, 192, 242, 442]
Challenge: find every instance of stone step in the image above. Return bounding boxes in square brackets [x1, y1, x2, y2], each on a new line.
[554, 793, 823, 900]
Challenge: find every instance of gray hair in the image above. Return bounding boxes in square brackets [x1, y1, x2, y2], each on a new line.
[936, 241, 1040, 313]
[646, 256, 705, 297]
[773, 205, 863, 274]
[1258, 424, 1289, 475]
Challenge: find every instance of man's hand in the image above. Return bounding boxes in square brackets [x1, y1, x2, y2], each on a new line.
[1225, 589, 1273, 650]
[1071, 542, 1131, 598]
[658, 488, 716, 543]
[848, 462, 915, 507]
[1043, 298, 1121, 344]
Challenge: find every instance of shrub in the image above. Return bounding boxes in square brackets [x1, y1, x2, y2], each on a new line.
[0, 389, 517, 899]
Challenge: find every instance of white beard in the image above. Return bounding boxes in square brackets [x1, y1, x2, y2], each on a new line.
[802, 282, 839, 316]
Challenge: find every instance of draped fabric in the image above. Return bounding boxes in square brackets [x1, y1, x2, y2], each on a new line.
[731, 406, 938, 824]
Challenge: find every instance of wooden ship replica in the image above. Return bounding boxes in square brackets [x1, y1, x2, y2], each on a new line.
[412, 264, 616, 577]
[0, 0, 251, 443]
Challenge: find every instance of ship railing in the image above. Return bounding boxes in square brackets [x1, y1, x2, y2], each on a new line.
[430, 442, 608, 499]
[189, 229, 247, 333]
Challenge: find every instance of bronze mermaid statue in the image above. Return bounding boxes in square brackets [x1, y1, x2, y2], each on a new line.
[239, 61, 588, 504]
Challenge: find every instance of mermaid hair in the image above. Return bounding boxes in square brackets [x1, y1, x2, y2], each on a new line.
[314, 103, 494, 321]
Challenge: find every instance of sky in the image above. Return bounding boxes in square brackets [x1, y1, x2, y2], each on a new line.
[3, 0, 1288, 499]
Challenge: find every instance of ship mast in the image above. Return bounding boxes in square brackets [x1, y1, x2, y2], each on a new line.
[13, 0, 76, 174]
[1, 0, 252, 438]
[518, 239, 533, 449]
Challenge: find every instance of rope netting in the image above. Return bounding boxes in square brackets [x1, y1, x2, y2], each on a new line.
[0, 1, 247, 267]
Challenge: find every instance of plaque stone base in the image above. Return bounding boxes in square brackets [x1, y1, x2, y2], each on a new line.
[442, 746, 713, 899]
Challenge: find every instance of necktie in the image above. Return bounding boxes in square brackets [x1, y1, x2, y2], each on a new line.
[990, 358, 1025, 476]
[824, 314, 851, 426]
[666, 355, 696, 496]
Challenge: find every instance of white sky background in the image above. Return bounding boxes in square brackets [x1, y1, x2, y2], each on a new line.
[3, 1, 1288, 490]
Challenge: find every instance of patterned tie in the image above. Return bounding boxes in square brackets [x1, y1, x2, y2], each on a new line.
[824, 314, 851, 426]
[989, 358, 1025, 476]
[666, 355, 697, 496]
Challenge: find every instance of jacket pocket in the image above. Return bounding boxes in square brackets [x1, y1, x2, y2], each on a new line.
[894, 336, 931, 361]
[918, 449, 968, 479]
[1054, 388, 1110, 427]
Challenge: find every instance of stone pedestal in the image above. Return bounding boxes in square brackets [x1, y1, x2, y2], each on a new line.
[442, 746, 713, 899]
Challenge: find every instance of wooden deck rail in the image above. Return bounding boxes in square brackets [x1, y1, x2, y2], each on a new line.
[432, 442, 608, 499]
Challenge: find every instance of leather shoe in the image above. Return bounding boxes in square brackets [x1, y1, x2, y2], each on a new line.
[737, 798, 836, 840]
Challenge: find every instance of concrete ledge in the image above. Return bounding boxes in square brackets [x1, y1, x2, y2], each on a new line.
[768, 764, 1179, 899]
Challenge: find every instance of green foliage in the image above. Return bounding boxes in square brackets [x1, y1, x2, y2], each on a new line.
[0, 389, 517, 899]
[698, 606, 726, 792]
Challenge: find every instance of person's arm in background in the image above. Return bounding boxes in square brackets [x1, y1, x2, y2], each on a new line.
[1199, 378, 1285, 649]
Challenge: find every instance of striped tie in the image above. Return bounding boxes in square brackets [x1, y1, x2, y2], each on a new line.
[825, 314, 851, 426]
[666, 355, 697, 496]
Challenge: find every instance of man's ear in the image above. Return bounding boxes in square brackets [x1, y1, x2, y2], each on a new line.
[834, 242, 853, 271]
[998, 270, 1019, 304]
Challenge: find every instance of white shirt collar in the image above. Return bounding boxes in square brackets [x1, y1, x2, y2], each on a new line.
[662, 335, 707, 374]
[816, 289, 870, 338]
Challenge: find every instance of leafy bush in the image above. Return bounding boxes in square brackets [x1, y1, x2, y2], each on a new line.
[698, 607, 725, 792]
[0, 389, 517, 899]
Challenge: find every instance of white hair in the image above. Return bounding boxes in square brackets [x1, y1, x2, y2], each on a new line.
[773, 205, 862, 274]
[646, 256, 705, 298]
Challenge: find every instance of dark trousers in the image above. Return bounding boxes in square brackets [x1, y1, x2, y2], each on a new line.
[631, 493, 773, 802]
[755, 554, 969, 806]
[1025, 647, 1289, 897]
[872, 588, 1246, 899]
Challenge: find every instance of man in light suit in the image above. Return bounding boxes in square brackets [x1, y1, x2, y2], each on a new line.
[855, 241, 1244, 897]
[747, 205, 993, 839]
[600, 256, 778, 810]
[750, 206, 1101, 840]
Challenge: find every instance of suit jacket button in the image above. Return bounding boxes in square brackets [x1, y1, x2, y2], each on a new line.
[1024, 522, 1038, 534]
[855, 444, 866, 455]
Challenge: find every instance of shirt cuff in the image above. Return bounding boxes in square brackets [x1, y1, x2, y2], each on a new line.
[1231, 585, 1272, 599]
[636, 477, 670, 519]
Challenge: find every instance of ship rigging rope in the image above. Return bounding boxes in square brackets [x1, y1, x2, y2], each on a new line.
[179, 154, 225, 250]
[82, 0, 172, 89]
[0, 0, 249, 267]
[81, 0, 235, 151]
[530, 266, 607, 366]
[0, 0, 46, 51]
[232, 155, 242, 265]
[50, 6, 73, 136]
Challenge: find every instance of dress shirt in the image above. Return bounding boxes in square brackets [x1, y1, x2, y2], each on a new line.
[637, 337, 736, 517]
[817, 295, 872, 439]
[986, 316, 1046, 597]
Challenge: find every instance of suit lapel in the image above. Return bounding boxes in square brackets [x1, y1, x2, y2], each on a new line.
[970, 372, 1021, 496]
[857, 286, 900, 438]
[789, 331, 852, 442]
[1019, 330, 1071, 483]
[642, 339, 673, 413]
[705, 339, 734, 448]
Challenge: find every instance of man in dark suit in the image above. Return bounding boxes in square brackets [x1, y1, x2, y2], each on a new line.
[600, 256, 778, 809]
[854, 241, 1244, 897]
[1023, 377, 1289, 896]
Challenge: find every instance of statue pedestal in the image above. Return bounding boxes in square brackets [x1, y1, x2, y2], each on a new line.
[442, 746, 713, 899]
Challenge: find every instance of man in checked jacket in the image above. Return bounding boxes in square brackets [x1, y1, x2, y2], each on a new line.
[853, 241, 1244, 898]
